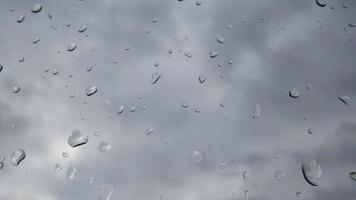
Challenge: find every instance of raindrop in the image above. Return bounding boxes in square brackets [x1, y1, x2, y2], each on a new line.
[217, 35, 224, 43]
[87, 65, 93, 72]
[117, 105, 124, 114]
[194, 108, 200, 113]
[67, 43, 77, 52]
[68, 129, 89, 148]
[130, 106, 136, 112]
[0, 162, 3, 169]
[338, 95, 351, 105]
[85, 85, 97, 96]
[289, 88, 301, 98]
[195, 1, 202, 6]
[145, 126, 154, 135]
[306, 83, 312, 90]
[62, 152, 69, 158]
[18, 57, 25, 62]
[244, 189, 248, 199]
[9, 8, 15, 12]
[296, 192, 302, 200]
[307, 128, 313, 135]
[66, 166, 77, 180]
[302, 158, 322, 186]
[252, 103, 261, 119]
[348, 23, 355, 28]
[52, 68, 59, 75]
[152, 18, 158, 23]
[209, 51, 219, 58]
[10, 149, 26, 166]
[32, 37, 40, 44]
[78, 25, 87, 33]
[227, 24, 233, 29]
[242, 171, 248, 181]
[54, 163, 63, 172]
[349, 172, 356, 181]
[98, 142, 112, 152]
[31, 3, 42, 13]
[192, 150, 203, 163]
[343, 4, 349, 9]
[184, 52, 192, 58]
[17, 14, 25, 23]
[151, 72, 161, 84]
[154, 62, 159, 67]
[273, 169, 286, 181]
[181, 101, 189, 108]
[168, 49, 173, 54]
[198, 75, 206, 84]
[97, 184, 114, 200]
[315, 0, 327, 7]
[13, 86, 21, 93]
[0, 64, 3, 72]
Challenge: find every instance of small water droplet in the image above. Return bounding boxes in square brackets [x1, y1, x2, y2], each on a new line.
[0, 64, 3, 72]
[152, 18, 158, 23]
[13, 86, 21, 93]
[296, 192, 302, 200]
[192, 150, 203, 163]
[244, 189, 248, 199]
[184, 51, 192, 58]
[130, 106, 136, 112]
[17, 14, 25, 23]
[252, 103, 261, 119]
[78, 25, 87, 33]
[32, 37, 40, 44]
[198, 75, 206, 84]
[117, 105, 124, 114]
[349, 172, 356, 181]
[97, 184, 114, 200]
[52, 68, 59, 75]
[89, 177, 94, 184]
[315, 0, 327, 7]
[273, 169, 286, 181]
[168, 49, 173, 54]
[209, 51, 218, 58]
[68, 129, 89, 148]
[54, 163, 63, 172]
[85, 85, 97, 96]
[302, 157, 322, 186]
[18, 57, 25, 62]
[289, 88, 301, 98]
[98, 142, 112, 152]
[31, 3, 42, 13]
[217, 161, 228, 169]
[0, 162, 4, 169]
[306, 83, 312, 90]
[338, 95, 351, 105]
[10, 149, 26, 166]
[242, 170, 248, 181]
[181, 101, 189, 108]
[67, 43, 77, 51]
[154, 62, 159, 67]
[62, 152, 69, 158]
[307, 128, 313, 135]
[151, 72, 161, 84]
[66, 166, 77, 180]
[195, 1, 202, 6]
[217, 35, 224, 43]
[194, 108, 200, 113]
[145, 125, 154, 135]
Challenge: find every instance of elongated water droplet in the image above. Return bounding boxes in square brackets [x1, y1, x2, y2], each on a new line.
[32, 37, 40, 44]
[11, 149, 26, 166]
[192, 150, 203, 163]
[198, 75, 206, 84]
[31, 3, 42, 13]
[349, 172, 356, 181]
[117, 105, 124, 114]
[242, 170, 248, 181]
[289, 88, 301, 98]
[302, 158, 322, 186]
[145, 125, 154, 135]
[66, 166, 77, 179]
[85, 85, 97, 96]
[209, 51, 218, 58]
[13, 86, 20, 93]
[0, 162, 4, 169]
[98, 142, 112, 152]
[217, 35, 224, 43]
[68, 130, 89, 148]
[273, 169, 286, 181]
[97, 184, 114, 200]
[54, 163, 63, 172]
[17, 14, 25, 23]
[67, 43, 77, 51]
[184, 52, 192, 58]
[252, 103, 261, 119]
[78, 25, 87, 33]
[315, 0, 327, 7]
[151, 72, 161, 84]
[0, 64, 3, 72]
[338, 95, 351, 105]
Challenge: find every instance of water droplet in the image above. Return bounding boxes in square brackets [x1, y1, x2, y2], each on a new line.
[198, 75, 206, 84]
[0, 64, 3, 72]
[181, 101, 189, 108]
[52, 68, 59, 75]
[9, 8, 15, 12]
[17, 14, 25, 23]
[227, 24, 233, 29]
[31, 3, 42, 13]
[217, 35, 224, 43]
[217, 161, 228, 169]
[315, 0, 327, 7]
[343, 4, 349, 9]
[242, 170, 248, 181]
[67, 43, 77, 52]
[85, 85, 97, 96]
[62, 152, 69, 158]
[273, 169, 286, 181]
[338, 95, 351, 105]
[289, 88, 301, 98]
[348, 23, 355, 28]
[194, 108, 200, 113]
[89, 177, 94, 184]
[307, 128, 313, 135]
[68, 130, 89, 148]
[86, 65, 93, 72]
[184, 52, 192, 58]
[168, 49, 173, 54]
[66, 166, 77, 180]
[13, 86, 21, 93]
[306, 83, 312, 90]
[151, 72, 161, 84]
[192, 150, 203, 163]
[296, 192, 302, 200]
[154, 62, 159, 67]
[18, 57, 25, 63]
[349, 172, 356, 181]
[78, 25, 87, 33]
[54, 163, 63, 172]
[32, 37, 40, 44]
[97, 184, 114, 200]
[152, 18, 158, 23]
[130, 106, 136, 112]
[10, 149, 26, 166]
[98, 142, 112, 152]
[117, 105, 124, 114]
[302, 158, 322, 186]
[252, 103, 261, 119]
[0, 162, 4, 169]
[145, 126, 154, 135]
[209, 51, 218, 58]
[244, 189, 248, 199]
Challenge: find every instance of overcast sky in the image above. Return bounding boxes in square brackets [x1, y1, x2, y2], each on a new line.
[0, 0, 355, 199]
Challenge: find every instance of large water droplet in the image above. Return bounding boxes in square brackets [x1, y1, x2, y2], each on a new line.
[17, 14, 25, 23]
[68, 130, 89, 148]
[97, 184, 114, 200]
[11, 149, 26, 166]
[289, 88, 301, 98]
[315, 0, 327, 7]
[151, 72, 161, 84]
[252, 103, 261, 119]
[78, 25, 87, 33]
[273, 169, 286, 181]
[145, 125, 154, 135]
[349, 172, 356, 181]
[67, 43, 77, 52]
[13, 86, 21, 93]
[85, 85, 97, 96]
[209, 51, 219, 58]
[98, 142, 112, 152]
[192, 150, 203, 163]
[31, 3, 42, 13]
[66, 166, 77, 179]
[338, 95, 351, 105]
[302, 158, 322, 186]
[54, 163, 63, 172]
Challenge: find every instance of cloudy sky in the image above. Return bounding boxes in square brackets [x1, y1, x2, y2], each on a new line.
[0, 0, 355, 199]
